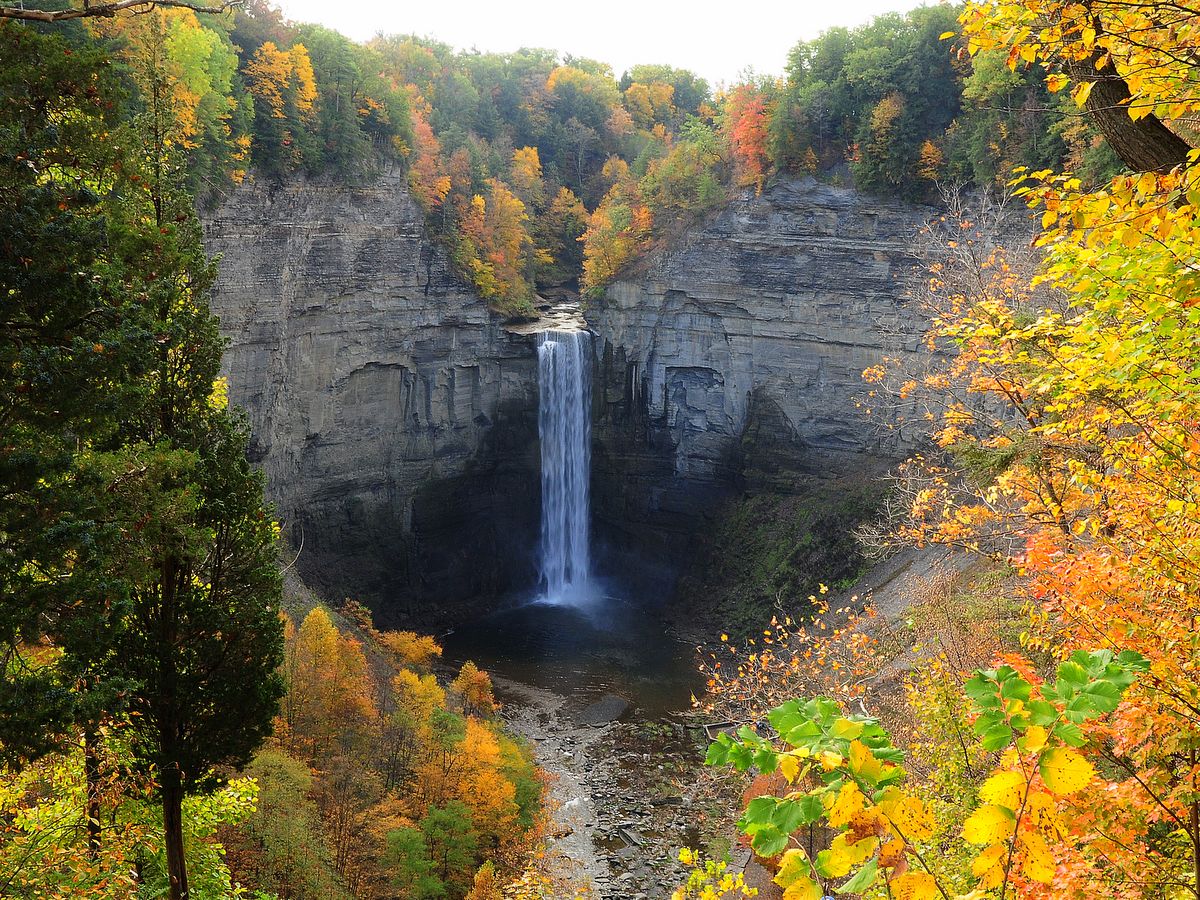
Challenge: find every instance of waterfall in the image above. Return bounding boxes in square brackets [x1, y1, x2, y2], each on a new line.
[536, 329, 592, 605]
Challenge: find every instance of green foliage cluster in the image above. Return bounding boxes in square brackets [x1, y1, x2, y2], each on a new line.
[0, 19, 284, 900]
[765, 5, 1120, 199]
[705, 650, 1147, 898]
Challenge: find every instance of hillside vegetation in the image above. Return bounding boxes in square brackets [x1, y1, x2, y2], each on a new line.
[23, 0, 1116, 314]
[685, 2, 1200, 898]
[5, 0, 1200, 898]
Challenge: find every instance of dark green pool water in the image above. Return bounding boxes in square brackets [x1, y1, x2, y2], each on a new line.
[440, 588, 703, 720]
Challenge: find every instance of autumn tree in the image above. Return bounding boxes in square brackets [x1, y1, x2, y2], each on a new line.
[0, 23, 285, 900]
[581, 156, 652, 295]
[724, 83, 771, 193]
[960, 0, 1196, 173]
[281, 607, 377, 760]
[454, 178, 536, 313]
[243, 39, 321, 177]
[536, 186, 588, 287]
[465, 860, 503, 900]
[93, 7, 249, 194]
[449, 661, 498, 719]
[641, 119, 725, 221]
[842, 3, 1200, 894]
[855, 91, 912, 190]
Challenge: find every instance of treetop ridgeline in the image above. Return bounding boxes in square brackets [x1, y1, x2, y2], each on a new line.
[12, 0, 1117, 314]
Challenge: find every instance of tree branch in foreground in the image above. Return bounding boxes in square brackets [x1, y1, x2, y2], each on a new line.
[0, 0, 241, 23]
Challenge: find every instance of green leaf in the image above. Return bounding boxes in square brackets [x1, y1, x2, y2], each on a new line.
[751, 823, 790, 858]
[1026, 700, 1058, 726]
[1051, 721, 1086, 747]
[743, 796, 779, 826]
[964, 673, 1002, 709]
[837, 857, 879, 894]
[832, 718, 865, 740]
[979, 722, 1014, 750]
[999, 676, 1032, 702]
[754, 748, 780, 772]
[705, 738, 730, 766]
[773, 797, 818, 833]
[1056, 661, 1089, 688]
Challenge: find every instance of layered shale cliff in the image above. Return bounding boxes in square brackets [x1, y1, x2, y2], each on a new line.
[203, 170, 932, 627]
[203, 169, 540, 624]
[588, 178, 930, 601]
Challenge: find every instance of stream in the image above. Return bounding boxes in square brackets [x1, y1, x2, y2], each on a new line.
[442, 589, 712, 898]
[436, 318, 722, 897]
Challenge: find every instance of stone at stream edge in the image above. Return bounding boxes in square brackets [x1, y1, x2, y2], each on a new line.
[572, 693, 632, 725]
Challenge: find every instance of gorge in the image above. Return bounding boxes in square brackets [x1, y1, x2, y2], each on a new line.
[6, 4, 1184, 897]
[201, 168, 936, 898]
[204, 173, 930, 631]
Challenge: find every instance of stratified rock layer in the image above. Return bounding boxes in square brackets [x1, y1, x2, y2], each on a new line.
[203, 169, 540, 623]
[588, 178, 930, 574]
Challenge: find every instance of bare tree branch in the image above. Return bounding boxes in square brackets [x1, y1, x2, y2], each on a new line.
[0, 0, 241, 23]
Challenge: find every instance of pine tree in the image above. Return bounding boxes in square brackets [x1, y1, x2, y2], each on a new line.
[0, 24, 285, 899]
[101, 44, 285, 896]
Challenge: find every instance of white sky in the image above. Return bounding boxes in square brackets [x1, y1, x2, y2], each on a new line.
[273, 0, 938, 88]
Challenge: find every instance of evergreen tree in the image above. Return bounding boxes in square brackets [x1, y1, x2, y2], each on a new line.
[0, 23, 284, 899]
[0, 21, 143, 768]
[103, 34, 285, 897]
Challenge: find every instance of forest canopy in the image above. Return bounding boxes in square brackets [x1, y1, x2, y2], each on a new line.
[14, 0, 1120, 314]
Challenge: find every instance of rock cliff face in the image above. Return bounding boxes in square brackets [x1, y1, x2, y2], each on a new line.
[203, 171, 931, 623]
[588, 178, 930, 575]
[203, 169, 540, 624]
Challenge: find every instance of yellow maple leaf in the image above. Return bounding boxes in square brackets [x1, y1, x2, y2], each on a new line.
[891, 871, 939, 900]
[963, 804, 1016, 845]
[827, 782, 866, 827]
[878, 789, 936, 842]
[779, 753, 801, 784]
[978, 769, 1025, 809]
[783, 878, 821, 900]
[1019, 829, 1056, 883]
[1039, 747, 1095, 795]
[1024, 790, 1063, 838]
[1020, 725, 1048, 753]
[849, 739, 882, 781]
[971, 843, 1006, 880]
[821, 833, 877, 877]
[1045, 73, 1070, 92]
[775, 848, 813, 891]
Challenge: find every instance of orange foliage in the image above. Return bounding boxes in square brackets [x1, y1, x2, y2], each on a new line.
[280, 607, 377, 760]
[450, 660, 498, 718]
[406, 96, 450, 210]
[724, 84, 770, 194]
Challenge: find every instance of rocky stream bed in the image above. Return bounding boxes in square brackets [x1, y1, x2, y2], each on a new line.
[494, 676, 749, 899]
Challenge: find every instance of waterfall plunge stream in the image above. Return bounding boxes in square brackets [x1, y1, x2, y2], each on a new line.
[536, 329, 592, 605]
[440, 324, 699, 721]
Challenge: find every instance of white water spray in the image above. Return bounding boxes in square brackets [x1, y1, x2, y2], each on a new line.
[536, 329, 592, 605]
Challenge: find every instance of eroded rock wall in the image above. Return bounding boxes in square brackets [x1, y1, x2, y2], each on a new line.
[588, 178, 930, 576]
[203, 169, 540, 624]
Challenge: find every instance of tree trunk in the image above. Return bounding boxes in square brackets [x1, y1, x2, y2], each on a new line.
[1066, 13, 1193, 173]
[84, 728, 102, 859]
[161, 767, 189, 900]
